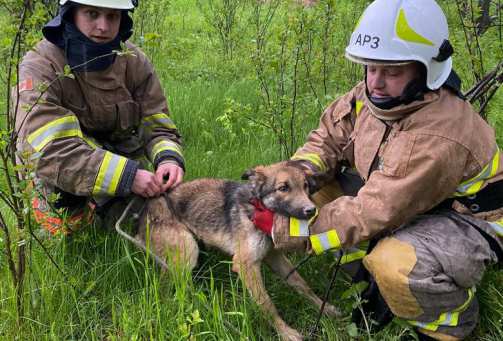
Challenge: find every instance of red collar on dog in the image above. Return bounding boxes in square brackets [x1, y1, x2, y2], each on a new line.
[249, 198, 274, 235]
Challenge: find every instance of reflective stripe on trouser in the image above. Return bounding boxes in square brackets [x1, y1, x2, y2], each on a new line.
[32, 197, 94, 235]
[363, 212, 497, 339]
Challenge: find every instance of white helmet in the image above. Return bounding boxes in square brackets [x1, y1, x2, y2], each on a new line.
[59, 0, 135, 10]
[345, 0, 453, 90]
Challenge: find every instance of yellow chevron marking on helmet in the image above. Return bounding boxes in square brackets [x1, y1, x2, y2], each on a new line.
[396, 9, 434, 46]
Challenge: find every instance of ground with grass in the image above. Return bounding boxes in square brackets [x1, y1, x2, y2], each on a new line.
[1, 0, 502, 340]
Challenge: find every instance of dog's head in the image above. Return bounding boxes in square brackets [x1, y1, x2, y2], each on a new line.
[241, 161, 317, 219]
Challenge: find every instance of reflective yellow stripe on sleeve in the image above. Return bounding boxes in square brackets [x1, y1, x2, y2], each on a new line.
[489, 219, 503, 237]
[291, 153, 328, 173]
[289, 210, 317, 237]
[310, 230, 341, 255]
[143, 113, 177, 131]
[408, 287, 475, 332]
[340, 242, 369, 264]
[150, 140, 183, 162]
[27, 116, 82, 152]
[82, 135, 101, 149]
[92, 151, 128, 196]
[290, 218, 310, 237]
[355, 100, 364, 116]
[454, 149, 500, 197]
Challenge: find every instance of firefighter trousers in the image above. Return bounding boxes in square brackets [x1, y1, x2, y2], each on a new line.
[312, 171, 502, 340]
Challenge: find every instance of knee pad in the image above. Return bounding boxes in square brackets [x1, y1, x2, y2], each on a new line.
[363, 237, 423, 319]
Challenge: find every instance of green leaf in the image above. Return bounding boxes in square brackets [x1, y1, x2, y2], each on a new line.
[63, 64, 74, 79]
[191, 310, 204, 324]
[36, 81, 49, 92]
[341, 281, 368, 299]
[346, 322, 359, 338]
[178, 322, 190, 338]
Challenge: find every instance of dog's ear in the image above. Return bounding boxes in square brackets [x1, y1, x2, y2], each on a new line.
[242, 166, 267, 195]
[241, 166, 267, 180]
[241, 168, 256, 180]
[286, 160, 323, 194]
[306, 173, 320, 194]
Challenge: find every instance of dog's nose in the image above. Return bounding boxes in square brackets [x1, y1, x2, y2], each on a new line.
[303, 206, 316, 218]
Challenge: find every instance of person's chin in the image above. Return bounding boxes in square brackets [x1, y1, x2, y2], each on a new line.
[91, 37, 113, 44]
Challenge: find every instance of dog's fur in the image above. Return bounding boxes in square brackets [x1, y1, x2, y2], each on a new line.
[136, 161, 339, 340]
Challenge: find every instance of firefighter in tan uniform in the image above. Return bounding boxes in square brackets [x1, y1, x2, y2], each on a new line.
[257, 0, 503, 340]
[14, 0, 184, 234]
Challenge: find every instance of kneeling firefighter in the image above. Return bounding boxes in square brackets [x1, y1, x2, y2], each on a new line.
[13, 0, 185, 234]
[253, 0, 503, 339]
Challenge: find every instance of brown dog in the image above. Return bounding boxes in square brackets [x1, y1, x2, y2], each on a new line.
[136, 161, 339, 340]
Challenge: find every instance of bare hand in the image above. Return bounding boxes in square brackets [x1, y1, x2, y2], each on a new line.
[155, 162, 184, 192]
[131, 169, 163, 197]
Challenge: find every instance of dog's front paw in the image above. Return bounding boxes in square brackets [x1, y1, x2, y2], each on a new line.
[322, 303, 342, 318]
[278, 325, 303, 341]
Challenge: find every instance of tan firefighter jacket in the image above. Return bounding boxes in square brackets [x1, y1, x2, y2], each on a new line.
[292, 82, 503, 252]
[13, 39, 183, 201]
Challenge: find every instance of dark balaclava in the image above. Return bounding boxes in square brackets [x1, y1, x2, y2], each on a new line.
[42, 2, 133, 72]
[366, 63, 464, 110]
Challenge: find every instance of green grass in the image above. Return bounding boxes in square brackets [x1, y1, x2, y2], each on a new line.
[1, 0, 503, 340]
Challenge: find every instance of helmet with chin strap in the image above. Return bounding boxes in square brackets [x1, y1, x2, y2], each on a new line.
[59, 0, 135, 9]
[345, 0, 453, 91]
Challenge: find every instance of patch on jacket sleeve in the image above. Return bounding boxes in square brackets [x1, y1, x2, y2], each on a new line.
[18, 78, 34, 92]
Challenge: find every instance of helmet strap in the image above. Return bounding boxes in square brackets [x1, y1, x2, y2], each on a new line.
[433, 40, 454, 62]
[442, 70, 464, 99]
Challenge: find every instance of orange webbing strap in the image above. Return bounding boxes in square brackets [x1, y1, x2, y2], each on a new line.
[32, 197, 95, 235]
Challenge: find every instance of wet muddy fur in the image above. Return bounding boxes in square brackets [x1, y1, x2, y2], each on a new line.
[136, 161, 340, 341]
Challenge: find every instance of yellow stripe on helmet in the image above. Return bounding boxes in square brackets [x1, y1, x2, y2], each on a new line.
[395, 8, 434, 46]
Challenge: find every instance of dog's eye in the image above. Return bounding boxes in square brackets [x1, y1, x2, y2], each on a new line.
[277, 184, 290, 192]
